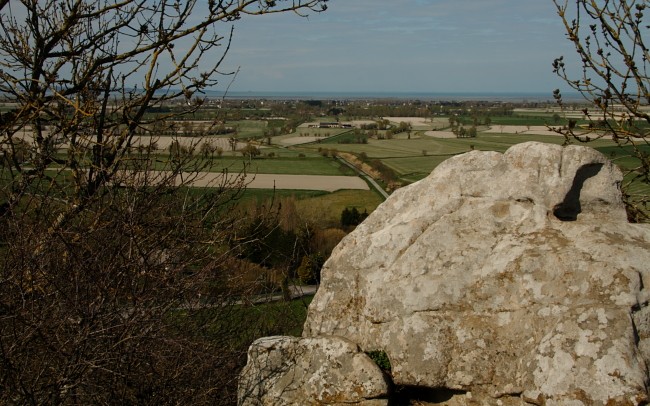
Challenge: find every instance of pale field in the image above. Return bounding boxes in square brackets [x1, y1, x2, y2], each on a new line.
[243, 174, 368, 191]
[483, 125, 561, 136]
[351, 120, 377, 127]
[514, 105, 650, 120]
[10, 128, 250, 151]
[133, 171, 369, 191]
[484, 125, 611, 139]
[130, 135, 249, 151]
[279, 136, 323, 146]
[384, 117, 448, 130]
[384, 117, 430, 125]
[425, 125, 607, 139]
[424, 130, 457, 139]
[512, 110, 590, 119]
[298, 120, 375, 128]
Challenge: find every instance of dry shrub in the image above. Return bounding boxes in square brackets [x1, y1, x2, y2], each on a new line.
[311, 227, 348, 257]
[219, 256, 283, 295]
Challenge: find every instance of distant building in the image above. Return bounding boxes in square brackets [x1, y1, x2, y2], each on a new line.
[318, 122, 339, 128]
[313, 122, 353, 129]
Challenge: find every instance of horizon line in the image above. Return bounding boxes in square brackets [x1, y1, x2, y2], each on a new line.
[203, 89, 582, 102]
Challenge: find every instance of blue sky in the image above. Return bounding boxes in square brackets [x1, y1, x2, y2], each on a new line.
[218, 0, 576, 95]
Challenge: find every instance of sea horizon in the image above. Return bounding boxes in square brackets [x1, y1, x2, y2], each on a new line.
[204, 89, 583, 102]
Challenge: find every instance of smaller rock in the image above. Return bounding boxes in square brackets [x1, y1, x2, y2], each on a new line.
[238, 335, 389, 406]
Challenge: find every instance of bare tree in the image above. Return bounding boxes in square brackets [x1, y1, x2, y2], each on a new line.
[0, 0, 327, 404]
[551, 0, 649, 221]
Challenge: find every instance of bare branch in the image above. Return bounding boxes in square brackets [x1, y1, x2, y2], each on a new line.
[552, 0, 649, 221]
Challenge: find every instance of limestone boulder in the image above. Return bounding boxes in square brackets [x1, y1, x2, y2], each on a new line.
[303, 142, 650, 404]
[238, 335, 389, 405]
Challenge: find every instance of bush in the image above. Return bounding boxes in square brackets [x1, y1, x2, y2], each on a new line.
[340, 207, 368, 227]
[296, 253, 325, 284]
[240, 143, 261, 159]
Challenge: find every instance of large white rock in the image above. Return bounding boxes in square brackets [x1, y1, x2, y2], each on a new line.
[303, 142, 650, 404]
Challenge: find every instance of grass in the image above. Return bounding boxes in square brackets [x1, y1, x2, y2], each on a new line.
[595, 144, 650, 208]
[484, 116, 561, 126]
[215, 294, 314, 342]
[302, 133, 563, 159]
[11, 115, 649, 219]
[8, 148, 375, 228]
[592, 144, 650, 166]
[314, 130, 361, 145]
[25, 127, 645, 192]
[228, 120, 268, 139]
[232, 188, 382, 228]
[301, 138, 459, 158]
[299, 134, 534, 181]
[238, 189, 328, 205]
[123, 152, 355, 176]
[174, 295, 314, 348]
[291, 127, 351, 138]
[302, 131, 629, 183]
[624, 175, 650, 200]
[382, 155, 454, 183]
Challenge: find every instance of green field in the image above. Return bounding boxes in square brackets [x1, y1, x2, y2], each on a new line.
[292, 127, 351, 137]
[176, 295, 314, 348]
[301, 133, 565, 159]
[237, 189, 328, 205]
[230, 120, 269, 139]
[33, 122, 650, 203]
[19, 114, 647, 220]
[483, 116, 564, 126]
[596, 144, 650, 204]
[382, 155, 455, 183]
[297, 131, 624, 183]
[230, 188, 382, 229]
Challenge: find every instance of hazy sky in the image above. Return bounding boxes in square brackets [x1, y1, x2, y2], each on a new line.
[218, 0, 576, 95]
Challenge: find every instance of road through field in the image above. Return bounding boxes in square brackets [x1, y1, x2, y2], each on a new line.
[335, 156, 389, 199]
